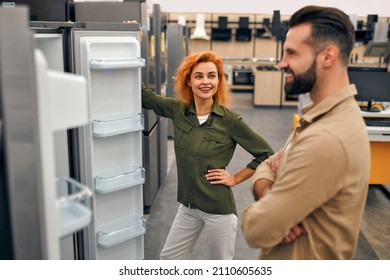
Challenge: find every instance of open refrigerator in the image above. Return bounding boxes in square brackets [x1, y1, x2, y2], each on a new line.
[0, 7, 90, 259]
[0, 6, 145, 260]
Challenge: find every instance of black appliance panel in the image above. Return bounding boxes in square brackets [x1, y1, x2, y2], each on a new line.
[233, 67, 254, 85]
[10, 0, 68, 21]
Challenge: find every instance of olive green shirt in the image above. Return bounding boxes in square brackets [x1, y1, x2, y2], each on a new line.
[142, 86, 274, 215]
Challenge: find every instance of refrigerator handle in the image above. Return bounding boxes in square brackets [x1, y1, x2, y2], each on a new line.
[89, 58, 145, 70]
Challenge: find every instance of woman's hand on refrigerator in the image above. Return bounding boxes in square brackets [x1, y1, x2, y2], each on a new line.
[123, 20, 143, 42]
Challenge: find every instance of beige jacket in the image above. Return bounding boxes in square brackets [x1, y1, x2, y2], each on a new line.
[242, 85, 370, 259]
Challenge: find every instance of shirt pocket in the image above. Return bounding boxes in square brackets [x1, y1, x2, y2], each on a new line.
[202, 131, 228, 158]
[174, 122, 193, 148]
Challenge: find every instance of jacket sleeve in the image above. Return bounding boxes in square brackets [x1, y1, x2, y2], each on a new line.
[142, 83, 177, 119]
[249, 155, 277, 195]
[231, 115, 274, 170]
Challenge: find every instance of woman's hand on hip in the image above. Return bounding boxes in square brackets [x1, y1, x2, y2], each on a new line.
[206, 169, 237, 187]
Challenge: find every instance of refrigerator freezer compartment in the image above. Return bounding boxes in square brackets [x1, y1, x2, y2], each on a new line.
[97, 215, 146, 248]
[95, 165, 145, 194]
[90, 57, 145, 70]
[92, 113, 144, 138]
[56, 177, 93, 238]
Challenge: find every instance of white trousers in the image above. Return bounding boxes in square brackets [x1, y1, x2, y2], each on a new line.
[160, 204, 238, 260]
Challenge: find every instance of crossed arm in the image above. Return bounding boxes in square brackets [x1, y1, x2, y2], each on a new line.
[251, 150, 306, 244]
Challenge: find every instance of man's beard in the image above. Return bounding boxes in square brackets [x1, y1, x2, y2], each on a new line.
[284, 59, 317, 95]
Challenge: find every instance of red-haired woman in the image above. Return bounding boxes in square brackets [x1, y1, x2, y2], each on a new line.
[142, 50, 273, 259]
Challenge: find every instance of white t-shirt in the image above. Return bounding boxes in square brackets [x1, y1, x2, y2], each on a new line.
[197, 114, 209, 125]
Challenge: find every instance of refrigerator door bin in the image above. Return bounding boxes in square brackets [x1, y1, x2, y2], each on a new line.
[57, 177, 93, 238]
[90, 57, 145, 70]
[92, 113, 144, 138]
[58, 203, 92, 239]
[95, 165, 145, 194]
[97, 215, 146, 248]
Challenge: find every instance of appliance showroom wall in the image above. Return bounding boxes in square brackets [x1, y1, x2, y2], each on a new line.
[151, 0, 389, 16]
[74, 0, 390, 16]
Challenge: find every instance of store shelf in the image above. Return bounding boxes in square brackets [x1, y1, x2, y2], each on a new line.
[57, 177, 93, 238]
[95, 165, 145, 194]
[97, 215, 146, 248]
[92, 113, 144, 138]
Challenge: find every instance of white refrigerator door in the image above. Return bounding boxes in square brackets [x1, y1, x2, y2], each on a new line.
[78, 35, 145, 260]
[35, 49, 90, 259]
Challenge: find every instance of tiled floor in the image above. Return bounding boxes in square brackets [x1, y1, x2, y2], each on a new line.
[144, 92, 390, 260]
[359, 185, 390, 259]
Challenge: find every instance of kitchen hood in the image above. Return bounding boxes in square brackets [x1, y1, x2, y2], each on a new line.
[190, 14, 210, 40]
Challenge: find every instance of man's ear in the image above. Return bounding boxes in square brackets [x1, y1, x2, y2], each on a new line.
[320, 45, 339, 68]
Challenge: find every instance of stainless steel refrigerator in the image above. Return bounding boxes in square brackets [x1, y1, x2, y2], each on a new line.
[166, 24, 190, 138]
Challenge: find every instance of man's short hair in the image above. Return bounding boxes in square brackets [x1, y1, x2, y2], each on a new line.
[289, 5, 355, 65]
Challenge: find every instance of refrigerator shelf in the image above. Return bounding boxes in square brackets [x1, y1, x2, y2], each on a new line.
[95, 165, 145, 194]
[97, 215, 146, 248]
[89, 57, 145, 70]
[57, 177, 93, 238]
[92, 113, 144, 138]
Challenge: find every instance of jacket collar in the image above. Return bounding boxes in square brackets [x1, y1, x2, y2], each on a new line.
[185, 100, 226, 117]
[300, 84, 357, 127]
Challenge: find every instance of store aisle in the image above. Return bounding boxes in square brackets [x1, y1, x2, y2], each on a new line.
[144, 93, 390, 260]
